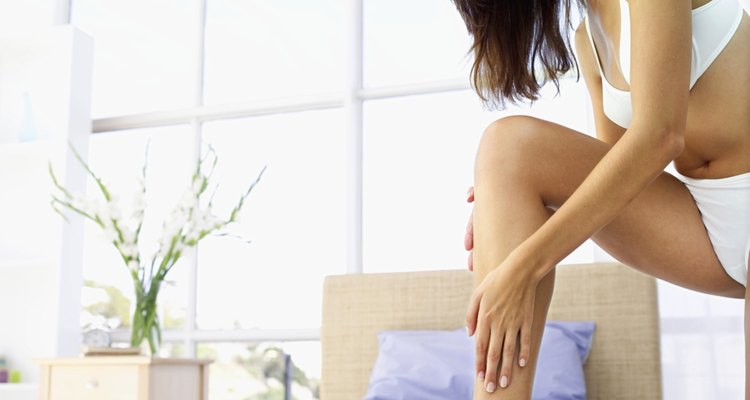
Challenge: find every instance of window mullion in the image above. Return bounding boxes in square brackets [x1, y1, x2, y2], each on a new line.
[345, 0, 364, 274]
[186, 0, 208, 358]
[53, 0, 71, 24]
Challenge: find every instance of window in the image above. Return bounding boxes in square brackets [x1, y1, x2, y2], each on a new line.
[71, 0, 199, 118]
[203, 0, 344, 105]
[197, 110, 346, 330]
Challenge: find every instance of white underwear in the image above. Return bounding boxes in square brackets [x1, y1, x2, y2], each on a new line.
[674, 171, 750, 287]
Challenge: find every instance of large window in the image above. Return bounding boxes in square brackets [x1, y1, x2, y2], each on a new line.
[72, 0, 344, 397]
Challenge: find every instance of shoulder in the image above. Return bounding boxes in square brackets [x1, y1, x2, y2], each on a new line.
[574, 19, 588, 44]
[573, 20, 599, 80]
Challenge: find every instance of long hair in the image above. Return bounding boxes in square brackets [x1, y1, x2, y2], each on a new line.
[452, 0, 583, 109]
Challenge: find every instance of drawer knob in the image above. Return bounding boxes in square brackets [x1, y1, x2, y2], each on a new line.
[85, 379, 99, 390]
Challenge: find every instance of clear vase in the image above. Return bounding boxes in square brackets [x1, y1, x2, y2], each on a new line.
[130, 280, 162, 356]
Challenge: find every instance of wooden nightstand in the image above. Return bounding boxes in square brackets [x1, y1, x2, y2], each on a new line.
[36, 356, 212, 400]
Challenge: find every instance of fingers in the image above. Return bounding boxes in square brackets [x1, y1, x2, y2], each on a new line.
[473, 312, 489, 384]
[518, 317, 533, 368]
[465, 186, 474, 271]
[498, 329, 518, 390]
[465, 291, 481, 336]
[483, 328, 503, 393]
[464, 208, 474, 251]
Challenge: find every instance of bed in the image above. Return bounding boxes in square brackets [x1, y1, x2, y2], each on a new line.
[320, 262, 662, 399]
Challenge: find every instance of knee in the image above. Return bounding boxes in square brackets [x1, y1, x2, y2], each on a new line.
[474, 115, 547, 181]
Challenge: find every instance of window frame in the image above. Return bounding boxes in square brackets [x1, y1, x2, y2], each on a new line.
[67, 0, 598, 356]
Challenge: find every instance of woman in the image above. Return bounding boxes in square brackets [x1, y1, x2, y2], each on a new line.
[454, 0, 750, 398]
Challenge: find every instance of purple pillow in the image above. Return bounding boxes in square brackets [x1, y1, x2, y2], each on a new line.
[363, 321, 595, 400]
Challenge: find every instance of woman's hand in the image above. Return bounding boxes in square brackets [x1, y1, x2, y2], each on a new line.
[465, 186, 475, 271]
[466, 253, 539, 393]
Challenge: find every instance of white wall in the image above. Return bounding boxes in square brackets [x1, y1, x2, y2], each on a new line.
[0, 0, 68, 37]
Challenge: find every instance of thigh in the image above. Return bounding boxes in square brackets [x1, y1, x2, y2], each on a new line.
[494, 116, 745, 299]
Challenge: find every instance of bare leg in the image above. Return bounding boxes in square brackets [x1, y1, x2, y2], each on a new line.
[472, 118, 558, 399]
[471, 116, 744, 399]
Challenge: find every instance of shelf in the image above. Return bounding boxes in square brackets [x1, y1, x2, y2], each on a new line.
[0, 383, 37, 391]
[0, 139, 53, 153]
[0, 258, 54, 269]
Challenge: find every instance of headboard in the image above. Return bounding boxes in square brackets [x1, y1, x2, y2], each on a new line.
[321, 262, 662, 399]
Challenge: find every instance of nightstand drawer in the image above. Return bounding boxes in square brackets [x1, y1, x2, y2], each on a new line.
[49, 365, 139, 400]
[38, 356, 212, 400]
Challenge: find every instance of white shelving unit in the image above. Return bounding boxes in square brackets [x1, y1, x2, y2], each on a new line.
[0, 25, 93, 399]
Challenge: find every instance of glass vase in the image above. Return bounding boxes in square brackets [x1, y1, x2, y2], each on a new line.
[130, 280, 162, 356]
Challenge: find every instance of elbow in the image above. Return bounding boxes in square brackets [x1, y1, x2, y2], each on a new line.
[630, 114, 686, 160]
[648, 128, 685, 163]
[663, 131, 685, 160]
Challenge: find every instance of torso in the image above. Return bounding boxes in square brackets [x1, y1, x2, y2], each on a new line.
[584, 0, 750, 179]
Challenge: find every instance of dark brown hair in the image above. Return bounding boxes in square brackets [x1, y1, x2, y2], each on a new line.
[452, 0, 583, 109]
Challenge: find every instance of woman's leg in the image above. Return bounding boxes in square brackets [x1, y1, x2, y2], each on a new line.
[471, 116, 745, 399]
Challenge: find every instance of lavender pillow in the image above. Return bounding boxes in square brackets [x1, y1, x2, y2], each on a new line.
[363, 321, 595, 400]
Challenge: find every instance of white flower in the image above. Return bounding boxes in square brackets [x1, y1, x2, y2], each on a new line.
[204, 209, 219, 227]
[106, 200, 122, 222]
[156, 244, 170, 260]
[71, 194, 87, 211]
[185, 230, 200, 243]
[179, 190, 195, 210]
[127, 260, 140, 272]
[131, 191, 146, 219]
[191, 211, 205, 232]
[121, 227, 136, 244]
[120, 242, 139, 258]
[191, 178, 204, 196]
[163, 209, 188, 239]
[131, 209, 144, 222]
[84, 198, 101, 216]
[87, 199, 106, 221]
[101, 226, 118, 243]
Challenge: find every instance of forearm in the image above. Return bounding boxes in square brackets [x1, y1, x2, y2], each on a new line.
[515, 124, 683, 280]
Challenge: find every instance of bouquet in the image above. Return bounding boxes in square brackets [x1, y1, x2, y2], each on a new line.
[50, 144, 265, 354]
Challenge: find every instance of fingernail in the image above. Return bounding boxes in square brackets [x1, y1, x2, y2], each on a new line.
[486, 381, 496, 393]
[477, 371, 485, 381]
[500, 376, 508, 388]
[519, 358, 526, 367]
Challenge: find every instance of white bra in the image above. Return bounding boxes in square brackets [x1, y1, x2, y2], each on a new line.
[583, 0, 745, 128]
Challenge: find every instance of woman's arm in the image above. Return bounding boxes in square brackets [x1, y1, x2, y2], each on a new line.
[573, 21, 627, 146]
[511, 0, 693, 283]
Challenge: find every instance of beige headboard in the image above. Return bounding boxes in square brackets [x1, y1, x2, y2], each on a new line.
[321, 262, 662, 399]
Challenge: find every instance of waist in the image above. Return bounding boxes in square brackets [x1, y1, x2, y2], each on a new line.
[674, 169, 750, 188]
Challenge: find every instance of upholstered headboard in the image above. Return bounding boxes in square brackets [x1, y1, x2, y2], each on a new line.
[321, 262, 662, 399]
